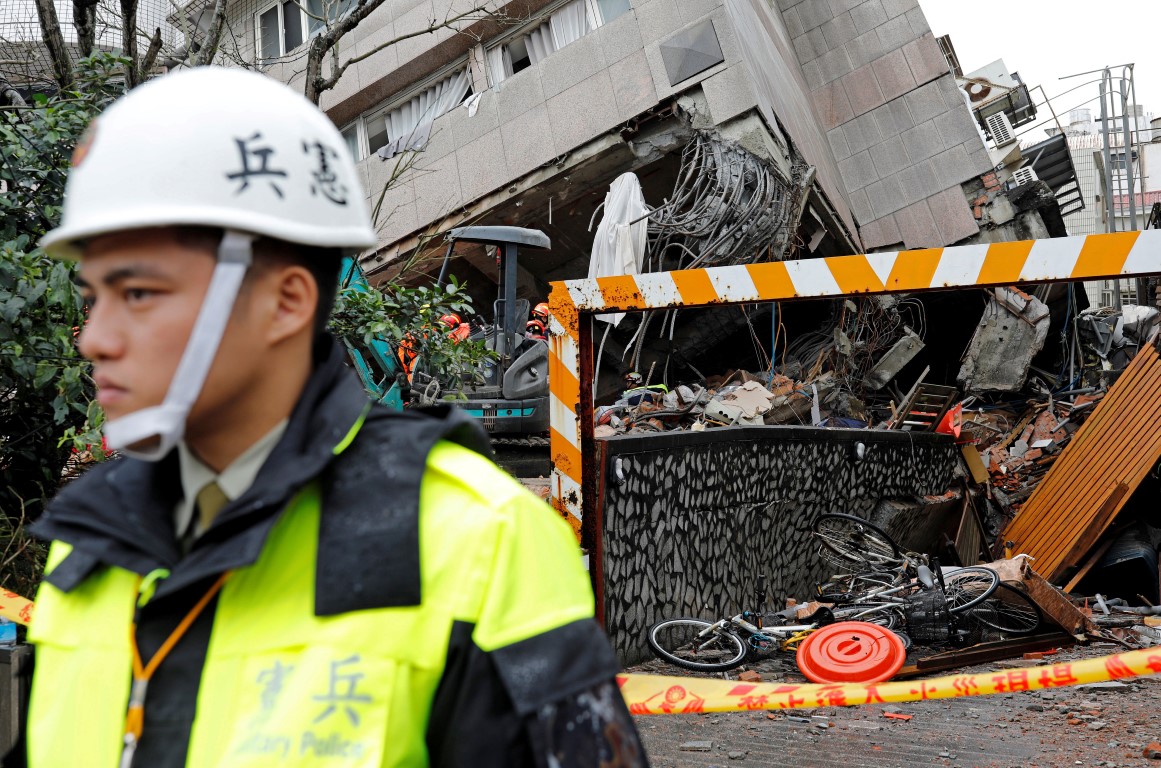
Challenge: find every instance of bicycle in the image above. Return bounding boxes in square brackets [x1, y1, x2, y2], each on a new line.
[811, 513, 1000, 614]
[970, 581, 1042, 635]
[646, 575, 903, 672]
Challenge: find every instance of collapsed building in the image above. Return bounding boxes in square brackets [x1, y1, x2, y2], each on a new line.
[203, 0, 1063, 277]
[201, 0, 1161, 663]
[207, 0, 1088, 428]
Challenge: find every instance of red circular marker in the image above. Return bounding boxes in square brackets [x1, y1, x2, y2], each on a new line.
[796, 621, 907, 684]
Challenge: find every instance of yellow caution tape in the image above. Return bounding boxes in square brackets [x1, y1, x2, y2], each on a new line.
[617, 646, 1161, 714]
[0, 590, 33, 626]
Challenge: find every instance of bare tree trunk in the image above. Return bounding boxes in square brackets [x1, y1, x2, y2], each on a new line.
[72, 0, 99, 58]
[33, 0, 73, 90]
[138, 27, 163, 81]
[304, 42, 327, 104]
[119, 0, 139, 87]
[194, 0, 230, 66]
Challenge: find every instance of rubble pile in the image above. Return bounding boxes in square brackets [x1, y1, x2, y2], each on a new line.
[599, 289, 1161, 616]
[963, 391, 1105, 518]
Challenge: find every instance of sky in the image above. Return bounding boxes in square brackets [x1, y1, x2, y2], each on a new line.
[919, 1, 1161, 143]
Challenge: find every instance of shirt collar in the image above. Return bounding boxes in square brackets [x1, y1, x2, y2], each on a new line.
[175, 418, 289, 538]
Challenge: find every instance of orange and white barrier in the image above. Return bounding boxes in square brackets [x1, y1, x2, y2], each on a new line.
[548, 230, 1161, 531]
[617, 645, 1161, 714]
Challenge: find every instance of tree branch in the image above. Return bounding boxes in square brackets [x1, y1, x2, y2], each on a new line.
[194, 0, 231, 66]
[32, 0, 73, 90]
[119, 0, 139, 87]
[138, 27, 163, 79]
[72, 0, 99, 58]
[306, 3, 501, 103]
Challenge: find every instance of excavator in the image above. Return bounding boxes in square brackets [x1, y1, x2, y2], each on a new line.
[339, 226, 553, 473]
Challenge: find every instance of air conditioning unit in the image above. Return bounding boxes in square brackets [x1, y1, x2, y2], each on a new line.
[1010, 166, 1039, 187]
[985, 111, 1016, 147]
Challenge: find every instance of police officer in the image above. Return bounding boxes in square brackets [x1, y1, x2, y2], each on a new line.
[22, 67, 646, 767]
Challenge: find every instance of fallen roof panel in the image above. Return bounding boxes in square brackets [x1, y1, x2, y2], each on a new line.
[1001, 344, 1161, 583]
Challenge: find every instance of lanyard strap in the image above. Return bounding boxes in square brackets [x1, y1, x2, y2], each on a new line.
[121, 572, 229, 768]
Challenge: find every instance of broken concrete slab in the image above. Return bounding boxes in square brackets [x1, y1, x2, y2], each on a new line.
[958, 286, 1050, 393]
[863, 326, 924, 390]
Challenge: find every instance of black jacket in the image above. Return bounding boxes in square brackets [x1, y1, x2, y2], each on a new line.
[17, 337, 647, 767]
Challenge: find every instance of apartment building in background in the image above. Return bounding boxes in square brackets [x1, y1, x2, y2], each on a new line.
[190, 0, 1020, 297]
[1042, 107, 1158, 307]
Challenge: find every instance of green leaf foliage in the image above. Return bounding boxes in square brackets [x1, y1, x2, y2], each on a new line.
[329, 273, 498, 394]
[0, 54, 125, 593]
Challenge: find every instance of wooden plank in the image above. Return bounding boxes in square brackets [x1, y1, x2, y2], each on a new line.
[1000, 346, 1161, 581]
[961, 445, 988, 484]
[894, 634, 1073, 678]
[1052, 482, 1130, 581]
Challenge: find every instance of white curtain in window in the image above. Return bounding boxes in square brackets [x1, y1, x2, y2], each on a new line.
[486, 45, 510, 88]
[549, 0, 590, 50]
[525, 21, 556, 64]
[377, 69, 471, 159]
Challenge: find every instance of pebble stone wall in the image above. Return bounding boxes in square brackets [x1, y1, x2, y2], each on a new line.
[599, 426, 958, 664]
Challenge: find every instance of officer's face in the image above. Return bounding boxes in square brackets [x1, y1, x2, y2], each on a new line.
[76, 229, 280, 430]
[77, 228, 318, 453]
[77, 229, 219, 423]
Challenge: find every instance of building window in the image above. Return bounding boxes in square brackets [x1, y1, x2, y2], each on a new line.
[341, 122, 362, 161]
[343, 66, 473, 161]
[257, 0, 307, 61]
[304, 0, 357, 36]
[485, 0, 631, 86]
[1110, 150, 1138, 172]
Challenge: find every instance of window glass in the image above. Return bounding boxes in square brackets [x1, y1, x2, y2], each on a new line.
[367, 116, 389, 156]
[341, 124, 361, 160]
[595, 0, 630, 24]
[282, 0, 304, 51]
[259, 6, 280, 61]
[306, 0, 324, 34]
[507, 37, 532, 74]
[305, 0, 356, 34]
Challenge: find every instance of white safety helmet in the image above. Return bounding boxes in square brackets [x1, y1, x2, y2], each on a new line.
[41, 66, 377, 461]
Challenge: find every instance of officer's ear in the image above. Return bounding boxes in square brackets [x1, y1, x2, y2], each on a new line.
[261, 262, 318, 347]
[246, 242, 319, 348]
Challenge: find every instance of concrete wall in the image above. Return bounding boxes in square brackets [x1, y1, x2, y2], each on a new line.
[597, 425, 958, 664]
[724, 0, 855, 236]
[776, 0, 990, 250]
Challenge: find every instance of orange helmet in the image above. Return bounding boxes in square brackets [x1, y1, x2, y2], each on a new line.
[525, 319, 546, 338]
[532, 302, 549, 321]
[439, 313, 462, 329]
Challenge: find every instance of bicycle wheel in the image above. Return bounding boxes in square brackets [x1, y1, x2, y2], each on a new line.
[832, 603, 903, 630]
[969, 583, 1042, 634]
[817, 571, 901, 602]
[942, 567, 1000, 614]
[812, 514, 901, 569]
[647, 618, 748, 672]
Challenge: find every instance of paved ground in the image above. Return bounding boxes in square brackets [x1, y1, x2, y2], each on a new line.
[632, 643, 1161, 767]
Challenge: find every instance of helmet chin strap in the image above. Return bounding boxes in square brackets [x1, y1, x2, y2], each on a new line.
[103, 231, 254, 461]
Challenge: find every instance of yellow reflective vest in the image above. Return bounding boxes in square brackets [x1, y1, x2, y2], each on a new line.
[28, 440, 596, 767]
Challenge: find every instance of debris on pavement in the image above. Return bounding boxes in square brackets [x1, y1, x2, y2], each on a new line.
[605, 289, 1161, 636]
